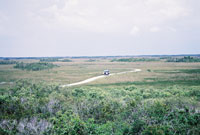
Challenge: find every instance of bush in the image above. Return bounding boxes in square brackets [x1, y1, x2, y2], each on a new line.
[1, 81, 200, 134]
[127, 119, 145, 134]
[0, 60, 17, 65]
[61, 59, 72, 62]
[40, 58, 72, 62]
[142, 125, 172, 135]
[147, 69, 151, 72]
[124, 85, 137, 91]
[51, 112, 87, 135]
[72, 89, 86, 97]
[14, 62, 58, 71]
[40, 58, 59, 62]
[111, 58, 159, 62]
[146, 100, 171, 119]
[166, 56, 200, 62]
[0, 80, 61, 119]
[74, 100, 121, 124]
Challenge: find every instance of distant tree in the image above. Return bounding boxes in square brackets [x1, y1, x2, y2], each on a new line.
[166, 56, 200, 62]
[14, 62, 58, 71]
[0, 60, 17, 65]
[111, 58, 159, 62]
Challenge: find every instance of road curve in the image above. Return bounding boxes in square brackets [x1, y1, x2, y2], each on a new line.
[61, 69, 141, 87]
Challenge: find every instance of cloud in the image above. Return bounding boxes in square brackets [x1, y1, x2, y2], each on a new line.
[130, 26, 140, 36]
[0, 0, 199, 56]
[0, 12, 7, 23]
[167, 27, 177, 32]
[150, 27, 161, 32]
[0, 12, 8, 34]
[0, 12, 8, 27]
[145, 0, 189, 18]
[31, 0, 190, 34]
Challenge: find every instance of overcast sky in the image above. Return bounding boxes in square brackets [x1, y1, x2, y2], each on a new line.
[0, 0, 200, 57]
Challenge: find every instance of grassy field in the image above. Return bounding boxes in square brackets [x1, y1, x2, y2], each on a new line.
[0, 59, 200, 87]
[0, 57, 200, 134]
[0, 58, 200, 86]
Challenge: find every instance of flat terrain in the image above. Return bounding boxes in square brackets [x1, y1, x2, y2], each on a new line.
[0, 58, 200, 87]
[1, 57, 200, 134]
[61, 69, 141, 87]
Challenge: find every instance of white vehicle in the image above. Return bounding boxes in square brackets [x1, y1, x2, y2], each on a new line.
[103, 70, 110, 75]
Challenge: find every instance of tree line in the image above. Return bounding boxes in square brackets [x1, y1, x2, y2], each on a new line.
[14, 62, 58, 71]
[0, 61, 17, 65]
[166, 56, 200, 62]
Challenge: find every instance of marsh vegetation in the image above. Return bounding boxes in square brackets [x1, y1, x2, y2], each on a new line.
[111, 58, 159, 62]
[14, 62, 58, 71]
[0, 56, 200, 134]
[166, 56, 200, 63]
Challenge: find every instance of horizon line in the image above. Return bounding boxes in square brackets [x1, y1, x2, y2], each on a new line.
[0, 54, 200, 58]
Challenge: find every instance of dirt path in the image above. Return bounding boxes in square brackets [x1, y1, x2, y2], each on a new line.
[61, 69, 141, 87]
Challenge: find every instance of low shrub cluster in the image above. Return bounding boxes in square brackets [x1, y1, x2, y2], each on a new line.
[111, 58, 159, 62]
[166, 56, 200, 62]
[85, 59, 97, 62]
[0, 61, 17, 65]
[60, 59, 72, 62]
[14, 62, 58, 71]
[40, 58, 72, 62]
[40, 58, 60, 62]
[0, 81, 199, 134]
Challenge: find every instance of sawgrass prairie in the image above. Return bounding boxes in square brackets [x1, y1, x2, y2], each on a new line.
[0, 58, 200, 86]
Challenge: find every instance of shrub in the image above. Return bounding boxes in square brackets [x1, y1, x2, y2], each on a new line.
[72, 89, 86, 97]
[166, 56, 200, 62]
[1, 81, 200, 134]
[14, 62, 58, 71]
[61, 59, 72, 62]
[40, 58, 72, 62]
[111, 58, 159, 62]
[147, 69, 151, 72]
[142, 125, 172, 135]
[0, 60, 17, 65]
[51, 112, 87, 135]
[40, 58, 59, 62]
[146, 100, 171, 119]
[128, 119, 145, 134]
[124, 85, 137, 91]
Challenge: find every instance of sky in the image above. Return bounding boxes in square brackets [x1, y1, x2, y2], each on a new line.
[0, 0, 200, 57]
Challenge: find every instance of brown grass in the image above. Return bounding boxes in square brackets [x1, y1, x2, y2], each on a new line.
[0, 59, 200, 86]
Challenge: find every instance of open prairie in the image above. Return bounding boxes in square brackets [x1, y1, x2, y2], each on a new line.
[1, 58, 200, 86]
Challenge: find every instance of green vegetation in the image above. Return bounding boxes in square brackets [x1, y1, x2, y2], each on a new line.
[14, 62, 58, 71]
[1, 58, 200, 134]
[0, 80, 199, 134]
[154, 68, 200, 74]
[40, 58, 72, 62]
[166, 56, 200, 62]
[60, 59, 72, 62]
[180, 69, 200, 74]
[85, 59, 97, 62]
[40, 58, 60, 62]
[111, 58, 159, 62]
[0, 61, 17, 65]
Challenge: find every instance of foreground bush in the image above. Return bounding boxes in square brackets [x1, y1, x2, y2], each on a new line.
[0, 81, 200, 134]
